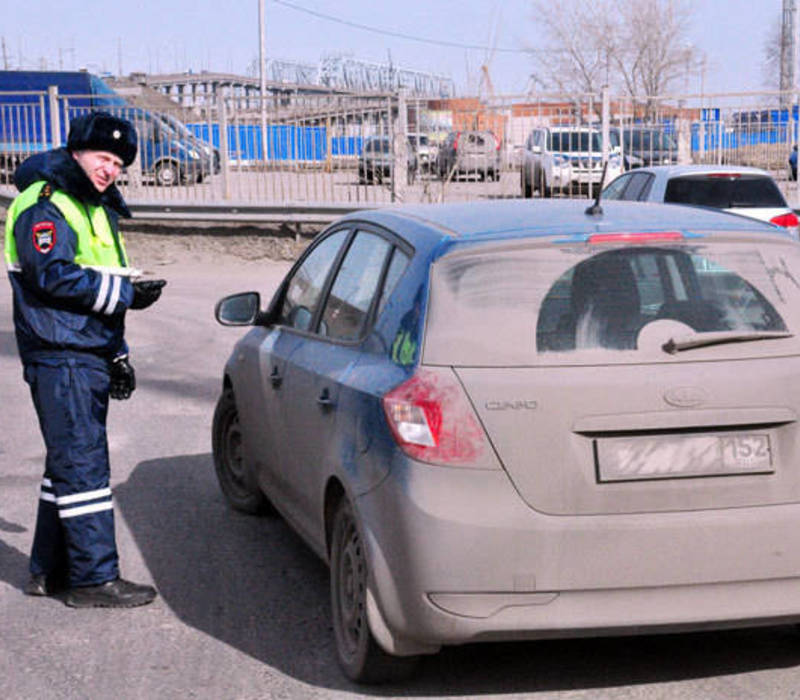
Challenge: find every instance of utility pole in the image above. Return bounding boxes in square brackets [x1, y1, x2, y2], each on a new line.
[259, 0, 268, 164]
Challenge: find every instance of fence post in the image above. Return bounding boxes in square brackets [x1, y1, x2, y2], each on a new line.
[601, 85, 610, 165]
[218, 97, 231, 201]
[47, 86, 60, 149]
[677, 117, 691, 165]
[393, 90, 408, 203]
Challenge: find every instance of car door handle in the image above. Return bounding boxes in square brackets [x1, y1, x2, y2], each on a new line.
[269, 366, 283, 388]
[317, 387, 335, 409]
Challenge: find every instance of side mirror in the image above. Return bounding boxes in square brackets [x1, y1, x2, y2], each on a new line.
[532, 145, 542, 154]
[215, 292, 263, 326]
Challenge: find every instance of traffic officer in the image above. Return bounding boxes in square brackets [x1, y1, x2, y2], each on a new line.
[4, 111, 166, 608]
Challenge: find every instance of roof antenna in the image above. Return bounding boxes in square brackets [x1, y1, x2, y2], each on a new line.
[585, 160, 609, 216]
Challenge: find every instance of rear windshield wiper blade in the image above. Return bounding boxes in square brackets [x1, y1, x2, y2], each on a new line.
[662, 330, 793, 354]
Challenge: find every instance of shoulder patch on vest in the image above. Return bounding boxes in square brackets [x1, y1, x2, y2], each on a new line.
[38, 183, 53, 199]
[32, 221, 56, 254]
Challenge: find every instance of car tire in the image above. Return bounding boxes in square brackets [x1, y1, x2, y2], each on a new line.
[522, 171, 533, 198]
[330, 498, 418, 684]
[539, 171, 552, 198]
[155, 161, 179, 187]
[212, 388, 268, 514]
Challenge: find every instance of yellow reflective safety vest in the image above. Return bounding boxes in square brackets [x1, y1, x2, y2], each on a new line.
[4, 180, 128, 270]
[5, 180, 132, 362]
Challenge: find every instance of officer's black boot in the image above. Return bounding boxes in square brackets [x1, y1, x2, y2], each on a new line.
[24, 569, 69, 597]
[64, 578, 157, 608]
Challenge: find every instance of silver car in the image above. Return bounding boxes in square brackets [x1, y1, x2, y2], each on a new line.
[214, 199, 800, 683]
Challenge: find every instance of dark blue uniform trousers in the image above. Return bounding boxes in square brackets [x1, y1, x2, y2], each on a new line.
[24, 357, 119, 587]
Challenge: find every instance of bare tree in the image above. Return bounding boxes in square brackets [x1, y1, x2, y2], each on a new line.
[529, 0, 700, 115]
[528, 0, 618, 95]
[762, 16, 782, 91]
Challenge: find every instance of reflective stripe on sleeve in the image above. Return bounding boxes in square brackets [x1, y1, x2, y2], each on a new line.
[103, 275, 121, 315]
[92, 271, 111, 313]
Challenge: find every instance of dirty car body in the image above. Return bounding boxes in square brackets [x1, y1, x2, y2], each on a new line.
[213, 198, 800, 682]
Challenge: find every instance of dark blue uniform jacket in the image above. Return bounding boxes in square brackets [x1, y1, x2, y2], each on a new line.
[7, 149, 135, 365]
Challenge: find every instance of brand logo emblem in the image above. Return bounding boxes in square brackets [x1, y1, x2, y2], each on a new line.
[663, 386, 707, 408]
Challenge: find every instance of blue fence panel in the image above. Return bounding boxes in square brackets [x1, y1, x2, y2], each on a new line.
[188, 123, 340, 161]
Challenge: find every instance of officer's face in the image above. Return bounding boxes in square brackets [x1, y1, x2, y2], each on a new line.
[72, 150, 124, 193]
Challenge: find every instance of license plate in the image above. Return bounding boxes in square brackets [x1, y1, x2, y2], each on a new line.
[596, 433, 773, 482]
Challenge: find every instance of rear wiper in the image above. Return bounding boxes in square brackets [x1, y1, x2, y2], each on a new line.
[662, 330, 793, 354]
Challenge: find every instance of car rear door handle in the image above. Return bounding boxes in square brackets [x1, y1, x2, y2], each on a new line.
[317, 387, 335, 409]
[270, 366, 283, 388]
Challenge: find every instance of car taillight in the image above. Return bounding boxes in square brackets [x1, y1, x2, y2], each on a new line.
[770, 212, 799, 228]
[453, 132, 460, 151]
[382, 367, 495, 468]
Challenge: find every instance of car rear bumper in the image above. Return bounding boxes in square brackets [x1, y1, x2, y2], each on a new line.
[357, 458, 800, 648]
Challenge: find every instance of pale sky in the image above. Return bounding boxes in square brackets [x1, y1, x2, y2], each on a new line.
[0, 0, 783, 96]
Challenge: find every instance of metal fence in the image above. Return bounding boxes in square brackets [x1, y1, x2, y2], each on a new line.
[2, 86, 800, 209]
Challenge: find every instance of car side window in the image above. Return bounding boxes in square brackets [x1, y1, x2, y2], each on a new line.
[377, 248, 411, 315]
[278, 229, 348, 331]
[603, 174, 631, 200]
[621, 172, 655, 201]
[525, 132, 534, 150]
[319, 231, 392, 341]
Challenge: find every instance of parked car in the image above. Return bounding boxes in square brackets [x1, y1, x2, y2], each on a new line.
[611, 125, 678, 167]
[358, 135, 417, 184]
[408, 133, 437, 174]
[213, 198, 800, 683]
[521, 125, 623, 197]
[602, 164, 799, 238]
[436, 129, 501, 181]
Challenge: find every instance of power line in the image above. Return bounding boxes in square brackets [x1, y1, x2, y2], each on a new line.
[271, 0, 532, 54]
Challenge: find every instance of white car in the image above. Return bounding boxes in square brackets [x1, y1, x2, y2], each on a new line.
[521, 126, 622, 197]
[602, 164, 800, 238]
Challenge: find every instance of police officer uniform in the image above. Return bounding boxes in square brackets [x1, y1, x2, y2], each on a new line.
[4, 112, 165, 608]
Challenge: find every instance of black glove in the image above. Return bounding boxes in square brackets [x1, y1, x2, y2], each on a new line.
[110, 355, 136, 400]
[130, 279, 167, 310]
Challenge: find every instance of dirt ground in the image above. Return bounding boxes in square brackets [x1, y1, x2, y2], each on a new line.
[121, 227, 311, 266]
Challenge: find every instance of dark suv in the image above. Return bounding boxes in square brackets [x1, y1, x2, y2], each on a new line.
[612, 126, 678, 167]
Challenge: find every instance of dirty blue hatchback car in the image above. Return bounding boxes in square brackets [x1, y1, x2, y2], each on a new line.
[213, 198, 800, 683]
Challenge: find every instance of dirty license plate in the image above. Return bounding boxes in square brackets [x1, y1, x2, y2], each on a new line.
[596, 433, 773, 482]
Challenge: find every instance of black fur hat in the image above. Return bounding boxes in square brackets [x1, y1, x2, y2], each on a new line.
[67, 111, 138, 167]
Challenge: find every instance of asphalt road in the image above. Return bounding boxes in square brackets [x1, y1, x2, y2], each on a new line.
[4, 231, 800, 699]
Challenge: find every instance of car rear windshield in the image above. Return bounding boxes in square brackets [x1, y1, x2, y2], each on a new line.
[423, 238, 800, 366]
[664, 175, 787, 208]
